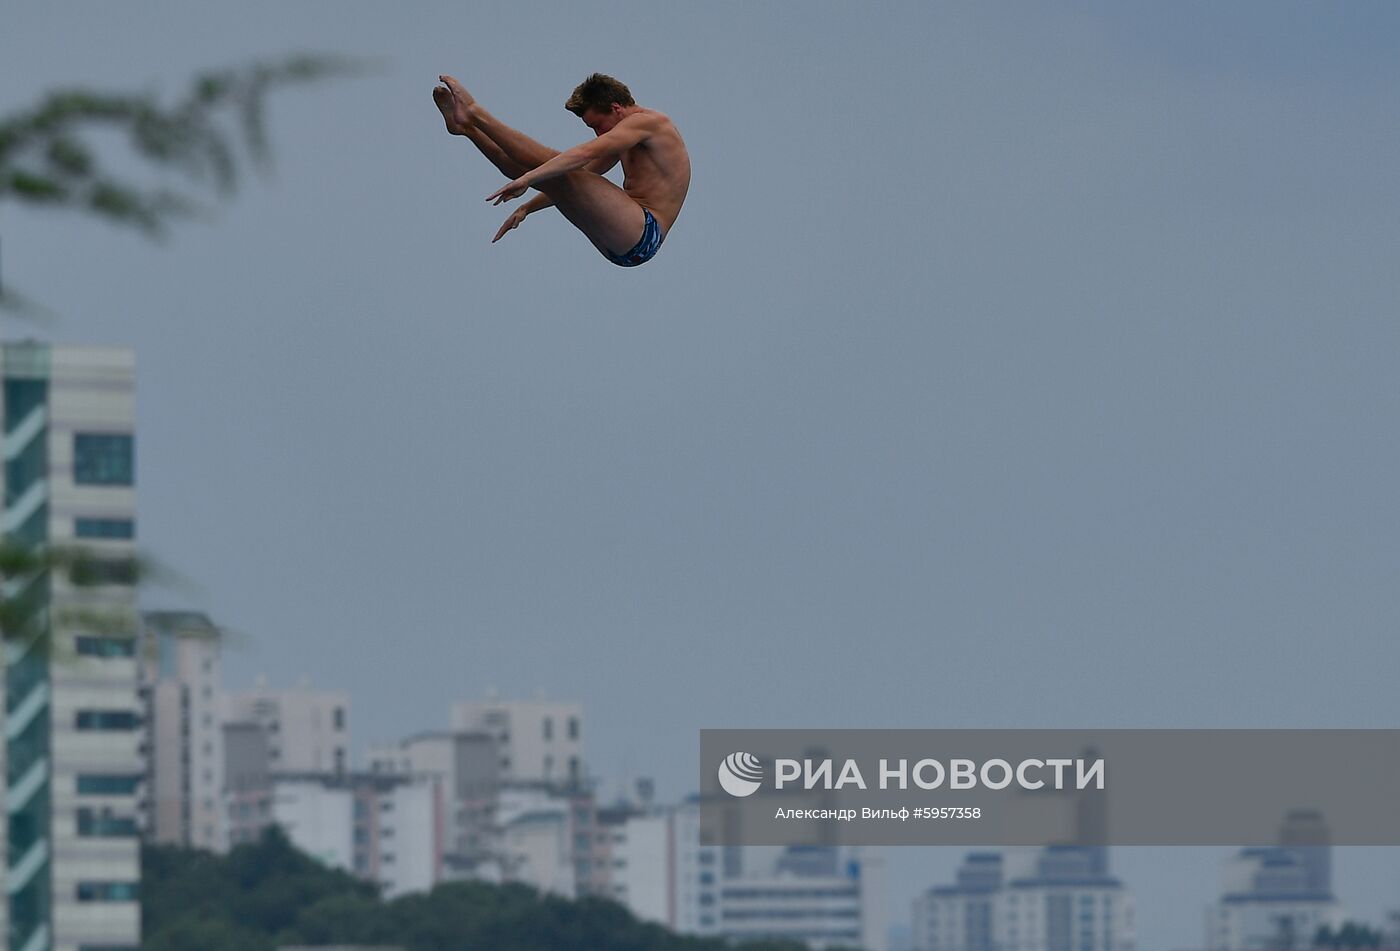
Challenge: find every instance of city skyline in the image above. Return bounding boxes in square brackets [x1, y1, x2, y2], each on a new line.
[5, 2, 1399, 948]
[153, 642, 1400, 949]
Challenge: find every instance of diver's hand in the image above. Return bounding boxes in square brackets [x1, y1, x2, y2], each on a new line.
[493, 207, 528, 243]
[486, 178, 529, 205]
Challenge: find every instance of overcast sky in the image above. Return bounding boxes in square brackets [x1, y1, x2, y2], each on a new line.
[5, 2, 1399, 947]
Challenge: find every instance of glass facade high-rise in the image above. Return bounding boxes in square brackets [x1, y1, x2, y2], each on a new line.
[2, 343, 141, 951]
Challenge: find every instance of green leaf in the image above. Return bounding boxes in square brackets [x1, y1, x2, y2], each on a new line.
[9, 169, 68, 201]
[45, 136, 93, 176]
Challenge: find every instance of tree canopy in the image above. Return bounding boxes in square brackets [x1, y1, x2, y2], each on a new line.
[0, 54, 365, 316]
[143, 827, 849, 951]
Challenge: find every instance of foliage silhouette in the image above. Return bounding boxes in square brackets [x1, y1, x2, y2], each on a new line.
[0, 54, 369, 315]
[142, 827, 852, 951]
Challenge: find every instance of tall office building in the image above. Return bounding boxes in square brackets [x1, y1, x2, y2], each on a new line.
[913, 847, 1134, 951]
[911, 852, 1002, 951]
[138, 611, 224, 852]
[997, 846, 1134, 951]
[2, 343, 142, 951]
[1206, 812, 1341, 951]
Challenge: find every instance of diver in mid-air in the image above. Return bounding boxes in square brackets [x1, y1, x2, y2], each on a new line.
[433, 73, 690, 268]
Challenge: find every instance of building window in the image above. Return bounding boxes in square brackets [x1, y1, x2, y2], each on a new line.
[76, 636, 136, 658]
[568, 717, 579, 740]
[69, 557, 138, 586]
[333, 707, 346, 730]
[76, 881, 139, 902]
[74, 517, 135, 539]
[76, 710, 139, 731]
[73, 433, 134, 486]
[77, 774, 142, 795]
[543, 718, 553, 741]
[77, 809, 140, 837]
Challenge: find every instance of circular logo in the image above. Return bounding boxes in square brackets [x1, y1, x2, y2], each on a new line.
[718, 751, 764, 797]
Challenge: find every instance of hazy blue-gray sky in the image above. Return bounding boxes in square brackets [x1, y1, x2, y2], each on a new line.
[5, 2, 1399, 947]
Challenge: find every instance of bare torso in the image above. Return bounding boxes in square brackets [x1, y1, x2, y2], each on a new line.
[620, 108, 690, 235]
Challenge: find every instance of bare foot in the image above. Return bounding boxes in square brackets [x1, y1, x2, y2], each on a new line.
[433, 83, 471, 135]
[439, 75, 475, 109]
[439, 75, 480, 128]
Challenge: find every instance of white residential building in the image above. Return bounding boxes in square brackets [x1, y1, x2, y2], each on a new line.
[226, 677, 350, 775]
[494, 786, 577, 898]
[607, 798, 886, 950]
[716, 845, 886, 951]
[1205, 845, 1341, 951]
[248, 772, 441, 899]
[273, 778, 355, 871]
[376, 779, 440, 898]
[366, 731, 499, 875]
[914, 847, 1134, 951]
[912, 852, 1002, 951]
[139, 610, 225, 851]
[3, 342, 143, 951]
[607, 808, 672, 925]
[450, 696, 583, 788]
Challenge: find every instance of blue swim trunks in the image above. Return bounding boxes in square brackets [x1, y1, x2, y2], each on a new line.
[607, 208, 664, 267]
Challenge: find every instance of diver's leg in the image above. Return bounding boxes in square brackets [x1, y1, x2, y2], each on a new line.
[437, 76, 644, 257]
[532, 171, 648, 259]
[432, 83, 539, 179]
[440, 75, 561, 171]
